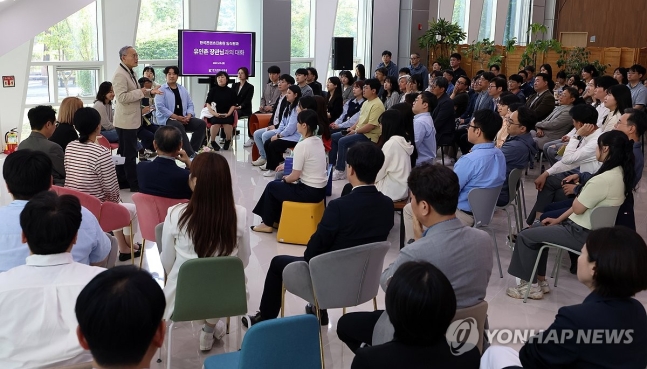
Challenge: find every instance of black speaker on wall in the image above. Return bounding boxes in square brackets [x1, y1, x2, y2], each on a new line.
[332, 37, 354, 70]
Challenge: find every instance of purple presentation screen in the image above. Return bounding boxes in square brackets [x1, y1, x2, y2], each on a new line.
[178, 30, 255, 76]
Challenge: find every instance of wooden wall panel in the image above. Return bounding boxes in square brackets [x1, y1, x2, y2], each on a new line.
[555, 0, 647, 48]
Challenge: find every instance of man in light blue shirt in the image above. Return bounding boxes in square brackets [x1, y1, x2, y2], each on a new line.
[0, 150, 111, 272]
[453, 109, 506, 226]
[411, 92, 437, 164]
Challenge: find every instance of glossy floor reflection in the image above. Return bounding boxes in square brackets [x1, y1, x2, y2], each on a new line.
[115, 133, 647, 369]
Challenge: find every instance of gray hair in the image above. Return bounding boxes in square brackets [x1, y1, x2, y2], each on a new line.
[119, 46, 133, 60]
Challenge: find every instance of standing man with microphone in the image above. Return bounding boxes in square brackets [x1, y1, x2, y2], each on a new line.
[112, 46, 162, 192]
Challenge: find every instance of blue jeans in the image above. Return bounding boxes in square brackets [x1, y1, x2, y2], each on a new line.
[330, 132, 370, 171]
[254, 128, 277, 159]
[101, 129, 119, 143]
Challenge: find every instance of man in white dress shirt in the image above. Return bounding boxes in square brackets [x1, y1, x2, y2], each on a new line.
[0, 191, 105, 369]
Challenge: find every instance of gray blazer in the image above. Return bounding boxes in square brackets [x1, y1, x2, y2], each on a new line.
[374, 218, 493, 344]
[17, 132, 66, 185]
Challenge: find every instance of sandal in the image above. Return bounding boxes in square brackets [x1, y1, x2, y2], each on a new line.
[118, 242, 142, 262]
[250, 224, 273, 233]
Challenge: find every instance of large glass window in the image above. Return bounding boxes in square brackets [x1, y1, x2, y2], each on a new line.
[504, 0, 532, 45]
[217, 0, 236, 31]
[452, 0, 470, 42]
[135, 0, 183, 60]
[334, 0, 359, 56]
[291, 0, 312, 58]
[478, 0, 498, 41]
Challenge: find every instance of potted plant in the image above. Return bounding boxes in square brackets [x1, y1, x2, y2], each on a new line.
[418, 18, 467, 69]
[557, 47, 610, 75]
[520, 23, 561, 69]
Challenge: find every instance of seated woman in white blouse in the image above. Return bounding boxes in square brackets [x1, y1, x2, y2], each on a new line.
[64, 107, 139, 262]
[374, 110, 415, 201]
[160, 152, 250, 351]
[251, 110, 328, 233]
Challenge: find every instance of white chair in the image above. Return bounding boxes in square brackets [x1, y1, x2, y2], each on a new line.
[468, 186, 504, 278]
[523, 205, 620, 303]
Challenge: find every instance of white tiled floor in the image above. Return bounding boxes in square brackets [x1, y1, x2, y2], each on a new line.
[113, 134, 647, 369]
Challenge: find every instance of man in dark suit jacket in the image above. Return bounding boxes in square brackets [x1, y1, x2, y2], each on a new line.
[136, 126, 192, 200]
[17, 105, 66, 185]
[525, 73, 555, 122]
[243, 142, 394, 328]
[431, 77, 456, 145]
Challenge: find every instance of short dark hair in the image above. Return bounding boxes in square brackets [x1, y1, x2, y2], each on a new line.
[569, 103, 598, 124]
[3, 149, 52, 200]
[163, 65, 179, 75]
[375, 67, 388, 76]
[154, 125, 183, 153]
[346, 142, 385, 184]
[27, 105, 57, 130]
[499, 93, 520, 107]
[382, 50, 392, 57]
[472, 109, 502, 141]
[450, 53, 461, 60]
[76, 266, 166, 367]
[138, 77, 151, 88]
[585, 227, 647, 298]
[142, 66, 155, 78]
[508, 74, 524, 84]
[508, 102, 523, 113]
[20, 191, 82, 255]
[515, 106, 537, 131]
[215, 70, 229, 80]
[491, 77, 507, 91]
[434, 76, 448, 91]
[399, 67, 411, 75]
[431, 70, 443, 78]
[364, 78, 381, 94]
[295, 68, 308, 76]
[582, 64, 599, 77]
[267, 65, 280, 74]
[442, 69, 454, 79]
[407, 163, 459, 215]
[517, 70, 528, 78]
[457, 75, 471, 87]
[561, 86, 580, 101]
[629, 64, 646, 77]
[481, 71, 495, 82]
[404, 92, 419, 106]
[490, 64, 500, 71]
[73, 107, 102, 143]
[306, 67, 318, 80]
[419, 91, 438, 113]
[238, 66, 250, 79]
[535, 72, 550, 83]
[386, 261, 456, 346]
[556, 70, 567, 80]
[524, 65, 535, 73]
[624, 108, 647, 137]
[279, 74, 295, 85]
[593, 75, 618, 91]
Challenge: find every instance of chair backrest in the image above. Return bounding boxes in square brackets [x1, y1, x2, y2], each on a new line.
[131, 193, 187, 242]
[155, 222, 164, 253]
[237, 315, 322, 369]
[51, 185, 102, 220]
[468, 186, 503, 228]
[590, 205, 621, 230]
[308, 241, 391, 310]
[51, 362, 93, 369]
[282, 260, 315, 304]
[98, 201, 132, 233]
[96, 135, 111, 151]
[172, 257, 247, 322]
[450, 300, 488, 354]
[503, 168, 523, 207]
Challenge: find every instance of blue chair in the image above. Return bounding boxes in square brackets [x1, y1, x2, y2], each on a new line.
[203, 315, 321, 369]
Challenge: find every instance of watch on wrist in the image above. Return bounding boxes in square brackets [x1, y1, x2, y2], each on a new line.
[576, 135, 583, 141]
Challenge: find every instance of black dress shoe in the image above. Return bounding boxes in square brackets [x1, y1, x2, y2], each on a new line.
[305, 304, 329, 325]
[210, 141, 221, 151]
[118, 249, 141, 262]
[223, 139, 232, 150]
[241, 311, 270, 328]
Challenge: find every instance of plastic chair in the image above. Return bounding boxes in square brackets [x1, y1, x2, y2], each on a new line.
[523, 205, 620, 303]
[164, 257, 247, 369]
[203, 315, 321, 369]
[96, 135, 118, 153]
[496, 168, 524, 247]
[204, 109, 239, 148]
[131, 193, 187, 268]
[248, 113, 272, 161]
[467, 186, 504, 278]
[282, 241, 391, 367]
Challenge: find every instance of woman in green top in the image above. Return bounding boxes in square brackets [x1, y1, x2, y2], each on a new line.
[506, 130, 635, 300]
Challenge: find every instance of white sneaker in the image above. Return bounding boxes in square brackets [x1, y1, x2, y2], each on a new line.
[199, 328, 215, 351]
[332, 169, 346, 181]
[252, 157, 267, 166]
[244, 138, 255, 147]
[506, 280, 544, 300]
[263, 170, 275, 177]
[214, 320, 227, 340]
[260, 163, 268, 171]
[538, 280, 551, 294]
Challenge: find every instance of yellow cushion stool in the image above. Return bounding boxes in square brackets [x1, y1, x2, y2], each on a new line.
[276, 200, 325, 245]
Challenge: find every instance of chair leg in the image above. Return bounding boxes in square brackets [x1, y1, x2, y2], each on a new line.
[281, 284, 286, 317]
[519, 180, 527, 221]
[314, 299, 325, 369]
[373, 297, 378, 311]
[130, 221, 134, 265]
[226, 317, 230, 334]
[139, 240, 146, 269]
[238, 315, 243, 350]
[553, 249, 564, 287]
[550, 249, 561, 279]
[399, 210, 405, 249]
[166, 322, 173, 369]
[342, 307, 346, 315]
[490, 229, 503, 278]
[524, 245, 550, 303]
[440, 146, 445, 166]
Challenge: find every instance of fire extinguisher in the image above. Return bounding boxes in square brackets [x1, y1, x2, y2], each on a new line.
[4, 128, 18, 154]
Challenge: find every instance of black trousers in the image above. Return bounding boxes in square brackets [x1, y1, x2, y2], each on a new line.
[167, 118, 206, 156]
[138, 124, 158, 151]
[116, 127, 139, 190]
[258, 255, 303, 319]
[454, 126, 472, 156]
[526, 172, 571, 225]
[264, 139, 297, 171]
[337, 310, 384, 353]
[252, 180, 327, 226]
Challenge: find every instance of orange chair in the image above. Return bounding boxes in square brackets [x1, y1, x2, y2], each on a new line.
[131, 193, 188, 268]
[249, 113, 272, 161]
[97, 135, 119, 154]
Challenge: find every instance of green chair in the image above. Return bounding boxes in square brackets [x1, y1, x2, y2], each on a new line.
[163, 257, 247, 369]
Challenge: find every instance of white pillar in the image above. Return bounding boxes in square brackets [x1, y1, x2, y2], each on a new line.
[494, 0, 511, 44]
[313, 0, 339, 77]
[102, 0, 142, 79]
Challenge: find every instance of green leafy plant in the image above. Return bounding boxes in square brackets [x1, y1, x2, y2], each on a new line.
[519, 24, 561, 69]
[556, 47, 610, 76]
[418, 18, 467, 69]
[465, 38, 495, 70]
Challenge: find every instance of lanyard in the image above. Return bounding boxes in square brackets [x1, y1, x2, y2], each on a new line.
[120, 64, 138, 87]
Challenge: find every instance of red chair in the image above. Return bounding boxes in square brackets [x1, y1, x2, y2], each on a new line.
[52, 185, 136, 265]
[203, 107, 239, 147]
[131, 193, 188, 269]
[248, 113, 272, 161]
[97, 135, 119, 154]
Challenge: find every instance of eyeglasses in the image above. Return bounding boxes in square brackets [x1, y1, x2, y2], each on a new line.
[468, 124, 480, 130]
[505, 117, 522, 126]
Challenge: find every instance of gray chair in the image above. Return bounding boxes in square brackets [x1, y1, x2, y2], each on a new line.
[52, 362, 93, 369]
[523, 205, 620, 303]
[496, 168, 524, 248]
[155, 222, 164, 253]
[282, 241, 391, 367]
[468, 186, 504, 278]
